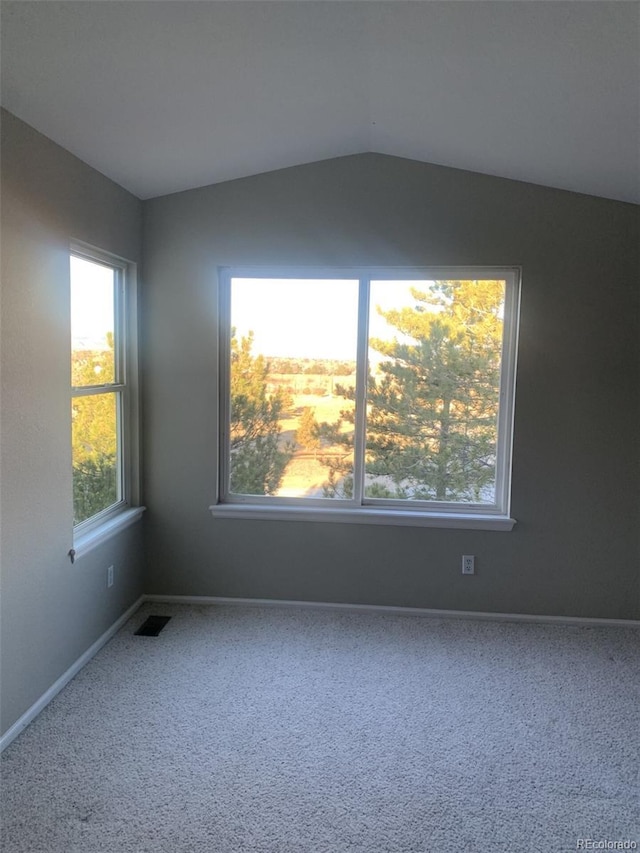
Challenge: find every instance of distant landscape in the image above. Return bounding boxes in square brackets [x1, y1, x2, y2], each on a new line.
[265, 359, 356, 498]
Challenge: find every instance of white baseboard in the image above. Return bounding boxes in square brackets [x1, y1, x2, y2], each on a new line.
[0, 595, 145, 753]
[3, 591, 638, 752]
[143, 594, 640, 628]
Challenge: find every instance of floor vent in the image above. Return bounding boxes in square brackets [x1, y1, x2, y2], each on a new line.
[135, 615, 171, 637]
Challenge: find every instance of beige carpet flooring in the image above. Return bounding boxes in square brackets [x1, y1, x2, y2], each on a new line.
[1, 602, 639, 852]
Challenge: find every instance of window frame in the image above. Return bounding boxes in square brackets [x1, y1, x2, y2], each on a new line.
[213, 266, 520, 530]
[70, 241, 142, 548]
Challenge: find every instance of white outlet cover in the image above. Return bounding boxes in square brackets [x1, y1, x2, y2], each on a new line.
[462, 556, 475, 574]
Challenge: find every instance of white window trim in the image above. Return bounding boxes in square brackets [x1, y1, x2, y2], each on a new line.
[70, 241, 144, 556]
[72, 506, 146, 561]
[212, 266, 520, 531]
[209, 504, 515, 531]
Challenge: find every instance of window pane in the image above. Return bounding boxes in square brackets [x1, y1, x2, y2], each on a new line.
[365, 279, 506, 503]
[228, 278, 359, 498]
[72, 393, 120, 524]
[71, 256, 116, 387]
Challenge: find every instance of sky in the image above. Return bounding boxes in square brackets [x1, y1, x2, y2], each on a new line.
[71, 267, 505, 362]
[69, 264, 427, 361]
[70, 256, 115, 351]
[230, 277, 431, 360]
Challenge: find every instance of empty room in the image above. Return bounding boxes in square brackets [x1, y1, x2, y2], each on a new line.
[1, 2, 638, 851]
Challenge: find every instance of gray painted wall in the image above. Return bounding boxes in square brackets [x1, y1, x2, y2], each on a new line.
[142, 154, 640, 619]
[0, 111, 145, 736]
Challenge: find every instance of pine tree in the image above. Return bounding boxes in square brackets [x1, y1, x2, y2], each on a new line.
[229, 331, 294, 495]
[323, 280, 505, 502]
[295, 407, 321, 456]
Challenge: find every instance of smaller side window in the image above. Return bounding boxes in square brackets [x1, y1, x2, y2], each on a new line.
[70, 244, 137, 530]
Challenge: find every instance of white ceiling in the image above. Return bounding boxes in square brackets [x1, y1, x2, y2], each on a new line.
[1, 1, 639, 203]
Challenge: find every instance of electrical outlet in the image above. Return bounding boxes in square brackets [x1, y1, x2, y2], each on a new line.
[462, 555, 475, 575]
[107, 565, 114, 588]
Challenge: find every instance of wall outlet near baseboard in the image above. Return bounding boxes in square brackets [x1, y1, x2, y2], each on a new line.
[107, 565, 114, 588]
[462, 555, 475, 575]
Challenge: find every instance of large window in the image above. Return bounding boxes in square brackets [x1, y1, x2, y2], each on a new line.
[70, 244, 138, 533]
[215, 268, 520, 529]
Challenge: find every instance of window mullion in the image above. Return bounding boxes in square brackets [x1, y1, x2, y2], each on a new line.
[352, 278, 370, 506]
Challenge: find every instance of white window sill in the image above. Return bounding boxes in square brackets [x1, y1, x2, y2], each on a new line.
[209, 504, 516, 531]
[72, 506, 146, 561]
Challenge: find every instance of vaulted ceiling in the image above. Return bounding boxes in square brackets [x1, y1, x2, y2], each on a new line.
[2, 1, 638, 203]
